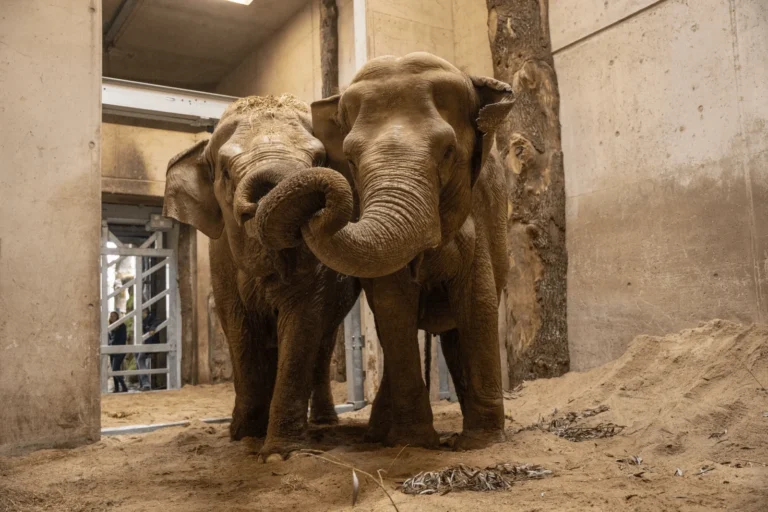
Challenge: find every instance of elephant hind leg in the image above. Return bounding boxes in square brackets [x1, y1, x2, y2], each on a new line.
[439, 329, 465, 415]
[309, 325, 341, 425]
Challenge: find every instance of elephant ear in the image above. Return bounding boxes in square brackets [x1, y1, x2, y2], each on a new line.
[163, 139, 224, 239]
[471, 75, 515, 186]
[311, 95, 350, 178]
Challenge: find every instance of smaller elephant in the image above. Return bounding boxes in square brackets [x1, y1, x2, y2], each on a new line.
[163, 95, 359, 460]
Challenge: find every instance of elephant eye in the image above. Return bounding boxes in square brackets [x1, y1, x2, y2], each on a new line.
[347, 160, 357, 172]
[221, 166, 230, 181]
[443, 145, 456, 162]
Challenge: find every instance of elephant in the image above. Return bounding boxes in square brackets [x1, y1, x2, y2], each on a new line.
[256, 53, 515, 450]
[162, 95, 359, 460]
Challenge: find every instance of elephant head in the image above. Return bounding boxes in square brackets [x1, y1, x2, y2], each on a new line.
[163, 95, 329, 275]
[256, 52, 514, 278]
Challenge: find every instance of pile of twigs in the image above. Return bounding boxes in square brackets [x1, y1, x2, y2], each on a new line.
[516, 404, 625, 442]
[400, 463, 552, 495]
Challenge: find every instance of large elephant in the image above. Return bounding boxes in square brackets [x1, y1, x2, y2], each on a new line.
[163, 95, 359, 460]
[257, 53, 515, 449]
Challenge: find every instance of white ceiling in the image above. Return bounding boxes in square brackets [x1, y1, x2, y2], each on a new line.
[102, 0, 310, 91]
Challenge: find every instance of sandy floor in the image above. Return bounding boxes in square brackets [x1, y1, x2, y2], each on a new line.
[100, 381, 348, 428]
[2, 320, 767, 511]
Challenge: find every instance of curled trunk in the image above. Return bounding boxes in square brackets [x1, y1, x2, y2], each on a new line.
[255, 167, 440, 278]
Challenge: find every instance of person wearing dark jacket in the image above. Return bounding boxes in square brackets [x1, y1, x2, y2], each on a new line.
[108, 311, 128, 393]
[137, 309, 160, 391]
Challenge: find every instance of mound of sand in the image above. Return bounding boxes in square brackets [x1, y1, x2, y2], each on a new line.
[2, 320, 766, 511]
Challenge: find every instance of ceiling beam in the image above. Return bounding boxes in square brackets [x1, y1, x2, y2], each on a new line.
[103, 0, 141, 51]
[102, 77, 237, 128]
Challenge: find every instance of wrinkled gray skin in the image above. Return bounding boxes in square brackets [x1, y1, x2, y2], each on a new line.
[257, 53, 515, 450]
[163, 96, 359, 460]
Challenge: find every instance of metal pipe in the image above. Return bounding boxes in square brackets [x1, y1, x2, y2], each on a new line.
[345, 296, 366, 410]
[437, 336, 451, 400]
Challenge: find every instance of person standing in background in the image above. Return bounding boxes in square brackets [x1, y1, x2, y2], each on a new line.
[108, 311, 128, 393]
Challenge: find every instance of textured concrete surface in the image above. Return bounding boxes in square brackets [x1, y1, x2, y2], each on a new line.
[452, 0, 493, 76]
[0, 0, 101, 455]
[216, 0, 322, 102]
[553, 0, 768, 369]
[102, 0, 309, 89]
[101, 117, 206, 200]
[367, 0, 454, 60]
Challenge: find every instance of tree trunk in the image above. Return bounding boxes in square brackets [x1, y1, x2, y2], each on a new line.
[320, 0, 339, 98]
[486, 0, 569, 387]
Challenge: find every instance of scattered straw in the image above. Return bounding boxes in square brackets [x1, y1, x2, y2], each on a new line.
[222, 94, 309, 119]
[280, 474, 311, 492]
[400, 463, 552, 495]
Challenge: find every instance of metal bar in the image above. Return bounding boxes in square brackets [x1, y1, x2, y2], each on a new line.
[201, 417, 232, 424]
[100, 235, 110, 394]
[109, 257, 167, 299]
[139, 231, 158, 249]
[142, 318, 168, 341]
[348, 296, 366, 410]
[108, 368, 168, 377]
[437, 336, 451, 400]
[103, 0, 140, 50]
[168, 253, 180, 389]
[107, 230, 124, 247]
[102, 77, 236, 128]
[141, 289, 169, 310]
[107, 255, 127, 268]
[101, 343, 172, 354]
[107, 308, 135, 331]
[101, 421, 190, 437]
[134, 255, 143, 347]
[103, 247, 173, 257]
[344, 311, 355, 405]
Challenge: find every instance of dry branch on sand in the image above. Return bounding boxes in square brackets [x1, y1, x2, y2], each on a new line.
[400, 463, 552, 495]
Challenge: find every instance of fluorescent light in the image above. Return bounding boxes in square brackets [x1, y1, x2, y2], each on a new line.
[227, 0, 253, 4]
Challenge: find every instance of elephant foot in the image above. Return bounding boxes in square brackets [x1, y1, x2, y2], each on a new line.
[257, 437, 307, 463]
[230, 408, 269, 441]
[363, 421, 390, 444]
[309, 405, 339, 426]
[451, 428, 506, 451]
[386, 423, 440, 449]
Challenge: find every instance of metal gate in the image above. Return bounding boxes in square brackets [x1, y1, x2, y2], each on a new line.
[100, 221, 180, 392]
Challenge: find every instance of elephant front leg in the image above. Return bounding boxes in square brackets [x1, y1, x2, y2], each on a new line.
[225, 314, 277, 441]
[309, 325, 341, 426]
[259, 305, 323, 461]
[448, 257, 506, 450]
[366, 272, 439, 448]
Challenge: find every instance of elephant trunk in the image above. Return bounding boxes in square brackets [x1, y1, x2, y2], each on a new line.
[255, 164, 441, 279]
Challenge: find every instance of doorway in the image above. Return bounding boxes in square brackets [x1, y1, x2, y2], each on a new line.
[100, 203, 181, 393]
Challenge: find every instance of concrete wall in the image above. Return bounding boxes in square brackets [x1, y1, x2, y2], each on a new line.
[216, 1, 322, 102]
[102, 117, 206, 202]
[552, 0, 768, 370]
[452, 0, 493, 76]
[366, 0, 454, 60]
[0, 0, 101, 454]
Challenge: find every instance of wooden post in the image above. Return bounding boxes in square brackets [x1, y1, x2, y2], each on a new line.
[486, 0, 569, 386]
[320, 0, 339, 99]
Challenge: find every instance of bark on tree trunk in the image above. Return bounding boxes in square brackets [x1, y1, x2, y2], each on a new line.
[487, 0, 569, 387]
[320, 0, 345, 381]
[320, 0, 339, 99]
